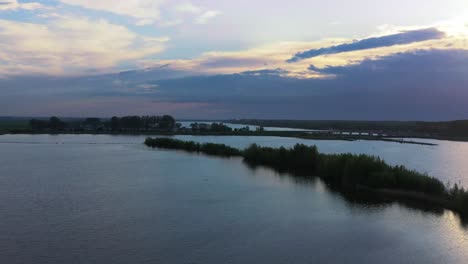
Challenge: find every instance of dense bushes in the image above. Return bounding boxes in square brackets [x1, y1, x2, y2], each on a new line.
[144, 137, 468, 216]
[243, 144, 318, 174]
[30, 116, 66, 131]
[449, 184, 468, 215]
[243, 144, 446, 195]
[145, 138, 241, 157]
[318, 154, 446, 195]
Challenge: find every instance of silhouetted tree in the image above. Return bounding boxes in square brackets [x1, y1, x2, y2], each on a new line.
[159, 115, 175, 129]
[120, 116, 142, 130]
[49, 116, 66, 130]
[29, 119, 49, 130]
[110, 116, 120, 131]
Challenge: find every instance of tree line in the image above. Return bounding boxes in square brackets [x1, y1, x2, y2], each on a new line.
[109, 115, 176, 131]
[29, 115, 176, 132]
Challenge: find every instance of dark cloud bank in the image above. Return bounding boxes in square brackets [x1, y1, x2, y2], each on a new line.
[1, 49, 468, 120]
[150, 49, 468, 120]
[287, 28, 445, 62]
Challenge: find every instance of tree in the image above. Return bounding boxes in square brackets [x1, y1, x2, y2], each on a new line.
[120, 116, 142, 129]
[49, 116, 66, 130]
[110, 116, 120, 131]
[159, 115, 175, 129]
[210, 123, 232, 132]
[29, 119, 49, 130]
[84, 118, 101, 125]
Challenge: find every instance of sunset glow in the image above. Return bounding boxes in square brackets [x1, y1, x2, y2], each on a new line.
[1, 0, 468, 118]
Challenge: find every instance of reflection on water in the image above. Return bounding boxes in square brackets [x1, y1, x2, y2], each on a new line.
[245, 162, 465, 226]
[0, 134, 467, 263]
[1, 134, 468, 185]
[173, 135, 468, 186]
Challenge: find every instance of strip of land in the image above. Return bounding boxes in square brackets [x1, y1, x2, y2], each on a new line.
[230, 119, 468, 142]
[144, 137, 468, 218]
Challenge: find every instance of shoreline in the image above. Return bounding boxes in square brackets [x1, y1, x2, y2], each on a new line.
[144, 137, 468, 218]
[1, 131, 437, 146]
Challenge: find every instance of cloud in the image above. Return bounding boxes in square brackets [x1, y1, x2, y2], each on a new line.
[138, 42, 319, 77]
[2, 49, 468, 119]
[195, 10, 221, 24]
[138, 25, 467, 79]
[57, 0, 220, 26]
[288, 28, 446, 62]
[175, 2, 201, 14]
[173, 2, 220, 25]
[1, 21, 465, 78]
[0, 0, 44, 10]
[141, 49, 468, 119]
[198, 56, 267, 68]
[0, 17, 168, 76]
[240, 68, 288, 76]
[308, 49, 468, 76]
[57, 0, 164, 25]
[1, 15, 466, 78]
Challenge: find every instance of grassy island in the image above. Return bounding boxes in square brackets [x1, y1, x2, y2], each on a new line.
[145, 137, 468, 217]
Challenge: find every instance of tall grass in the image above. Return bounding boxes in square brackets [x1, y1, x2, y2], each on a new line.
[145, 137, 468, 216]
[145, 137, 241, 157]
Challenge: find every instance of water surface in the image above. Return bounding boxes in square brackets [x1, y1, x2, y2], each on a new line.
[179, 121, 312, 131]
[0, 134, 467, 263]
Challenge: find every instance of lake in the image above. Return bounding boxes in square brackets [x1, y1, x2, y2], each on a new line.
[1, 134, 467, 263]
[179, 121, 314, 132]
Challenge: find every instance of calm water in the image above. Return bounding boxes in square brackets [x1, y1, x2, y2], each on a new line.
[179, 121, 312, 131]
[1, 134, 467, 263]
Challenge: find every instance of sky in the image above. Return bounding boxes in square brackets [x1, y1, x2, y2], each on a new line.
[1, 0, 468, 120]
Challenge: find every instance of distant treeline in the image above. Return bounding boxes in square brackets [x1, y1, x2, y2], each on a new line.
[185, 122, 255, 133]
[28, 115, 176, 132]
[188, 122, 234, 132]
[231, 119, 468, 139]
[109, 115, 176, 131]
[145, 137, 468, 217]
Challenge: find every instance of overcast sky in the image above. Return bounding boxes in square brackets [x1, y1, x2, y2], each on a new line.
[1, 0, 468, 119]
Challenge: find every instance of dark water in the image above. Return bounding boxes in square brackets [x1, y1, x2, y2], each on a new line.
[0, 135, 467, 263]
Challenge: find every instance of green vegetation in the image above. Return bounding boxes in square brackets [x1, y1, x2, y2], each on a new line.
[243, 144, 319, 175]
[145, 137, 241, 157]
[243, 144, 445, 195]
[30, 116, 67, 131]
[188, 122, 233, 132]
[0, 118, 436, 145]
[185, 122, 250, 133]
[108, 115, 176, 131]
[1, 115, 177, 133]
[318, 154, 445, 194]
[145, 137, 468, 216]
[0, 118, 29, 134]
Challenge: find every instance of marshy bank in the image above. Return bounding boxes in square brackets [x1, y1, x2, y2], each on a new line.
[145, 137, 468, 217]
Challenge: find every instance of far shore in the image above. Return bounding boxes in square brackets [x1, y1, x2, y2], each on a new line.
[0, 130, 438, 146]
[3, 116, 468, 144]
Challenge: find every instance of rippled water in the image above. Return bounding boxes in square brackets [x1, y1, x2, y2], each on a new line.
[0, 134, 467, 263]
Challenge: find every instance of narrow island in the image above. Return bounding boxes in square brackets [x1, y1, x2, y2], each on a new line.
[144, 137, 468, 217]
